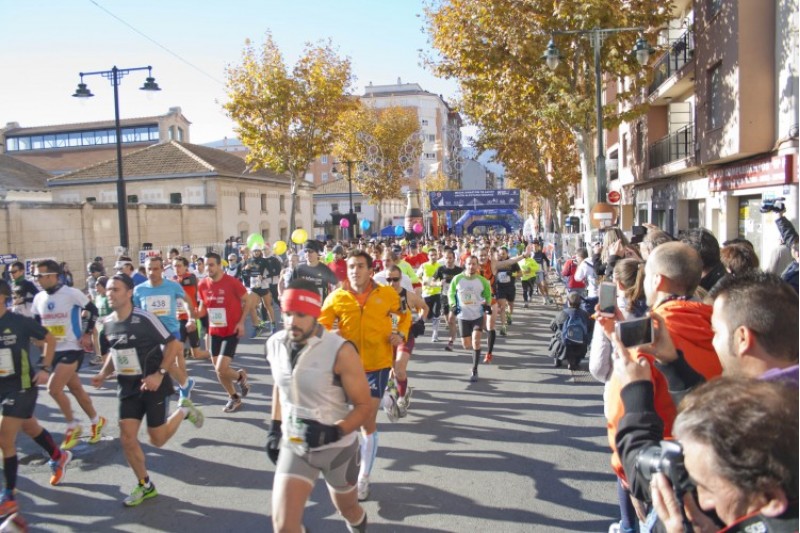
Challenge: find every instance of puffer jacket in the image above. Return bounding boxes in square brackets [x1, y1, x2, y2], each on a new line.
[319, 281, 410, 372]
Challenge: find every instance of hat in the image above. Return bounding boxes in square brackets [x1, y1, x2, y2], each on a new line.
[391, 245, 402, 254]
[304, 240, 321, 253]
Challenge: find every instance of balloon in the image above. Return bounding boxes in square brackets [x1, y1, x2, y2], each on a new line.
[291, 229, 308, 244]
[394, 225, 404, 236]
[359, 219, 371, 231]
[273, 240, 287, 255]
[339, 217, 350, 229]
[413, 222, 423, 234]
[246, 233, 265, 249]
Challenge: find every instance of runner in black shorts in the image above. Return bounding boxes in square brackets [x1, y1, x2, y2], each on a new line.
[433, 249, 463, 352]
[458, 317, 484, 338]
[493, 247, 521, 337]
[92, 274, 204, 508]
[0, 280, 73, 518]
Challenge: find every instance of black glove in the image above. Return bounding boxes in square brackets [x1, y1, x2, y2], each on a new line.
[266, 419, 282, 464]
[303, 419, 342, 449]
[482, 304, 492, 315]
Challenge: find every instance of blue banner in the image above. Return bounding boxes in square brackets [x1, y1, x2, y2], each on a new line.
[429, 189, 520, 211]
[0, 254, 18, 265]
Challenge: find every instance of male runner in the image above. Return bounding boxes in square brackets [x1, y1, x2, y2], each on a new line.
[8, 262, 37, 317]
[265, 279, 371, 532]
[196, 253, 252, 413]
[31, 260, 106, 449]
[319, 251, 410, 501]
[449, 255, 492, 382]
[172, 256, 211, 360]
[241, 244, 275, 335]
[494, 247, 521, 336]
[418, 248, 443, 342]
[433, 248, 464, 352]
[132, 256, 196, 399]
[291, 241, 340, 300]
[92, 274, 203, 507]
[0, 280, 72, 517]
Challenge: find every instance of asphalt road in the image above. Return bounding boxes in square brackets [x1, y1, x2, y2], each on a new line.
[13, 293, 618, 532]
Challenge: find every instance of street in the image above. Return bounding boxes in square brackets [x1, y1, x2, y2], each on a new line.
[14, 296, 617, 532]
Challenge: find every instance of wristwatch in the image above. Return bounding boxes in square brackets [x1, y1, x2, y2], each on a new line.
[158, 368, 168, 376]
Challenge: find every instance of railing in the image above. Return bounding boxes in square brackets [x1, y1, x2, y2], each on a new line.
[648, 30, 694, 95]
[648, 124, 694, 169]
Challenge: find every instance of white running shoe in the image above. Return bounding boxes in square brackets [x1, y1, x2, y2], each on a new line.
[357, 477, 370, 501]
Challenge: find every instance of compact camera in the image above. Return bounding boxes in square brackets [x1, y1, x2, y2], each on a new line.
[760, 197, 786, 214]
[635, 440, 695, 498]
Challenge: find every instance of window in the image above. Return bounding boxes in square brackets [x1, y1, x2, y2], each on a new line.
[708, 63, 722, 130]
[169, 126, 175, 140]
[239, 192, 246, 212]
[321, 155, 328, 164]
[331, 202, 339, 213]
[427, 134, 436, 142]
[424, 153, 436, 159]
[421, 119, 429, 126]
[240, 230, 248, 242]
[280, 228, 287, 241]
[261, 194, 267, 212]
[354, 202, 362, 213]
[279, 195, 286, 212]
[322, 172, 329, 182]
[262, 229, 269, 241]
[177, 127, 184, 142]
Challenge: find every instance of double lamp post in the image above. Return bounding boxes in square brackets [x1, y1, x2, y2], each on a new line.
[72, 66, 161, 253]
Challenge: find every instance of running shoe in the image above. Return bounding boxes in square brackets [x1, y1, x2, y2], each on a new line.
[483, 352, 493, 364]
[61, 425, 82, 450]
[89, 417, 106, 444]
[49, 450, 72, 486]
[223, 395, 243, 413]
[506, 314, 512, 325]
[523, 302, 529, 309]
[499, 325, 507, 336]
[431, 332, 439, 342]
[89, 354, 104, 366]
[0, 491, 18, 517]
[179, 377, 196, 400]
[123, 483, 158, 507]
[469, 371, 479, 383]
[237, 369, 250, 398]
[444, 341, 454, 352]
[381, 392, 399, 422]
[179, 398, 204, 428]
[357, 477, 370, 501]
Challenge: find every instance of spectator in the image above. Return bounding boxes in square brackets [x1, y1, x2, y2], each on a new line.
[561, 251, 586, 297]
[639, 227, 673, 261]
[720, 242, 760, 278]
[548, 292, 590, 370]
[59, 262, 74, 287]
[682, 228, 725, 293]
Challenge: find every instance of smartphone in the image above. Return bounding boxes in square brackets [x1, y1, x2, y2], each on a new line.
[632, 225, 647, 237]
[598, 282, 617, 316]
[615, 317, 654, 348]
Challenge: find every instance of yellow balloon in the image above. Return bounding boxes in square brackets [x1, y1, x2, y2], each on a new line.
[291, 229, 308, 244]
[273, 240, 287, 255]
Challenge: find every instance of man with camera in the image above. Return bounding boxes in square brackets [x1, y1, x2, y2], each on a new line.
[761, 198, 799, 293]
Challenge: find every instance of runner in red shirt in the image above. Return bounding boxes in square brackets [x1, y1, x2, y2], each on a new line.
[196, 252, 253, 413]
[403, 241, 429, 269]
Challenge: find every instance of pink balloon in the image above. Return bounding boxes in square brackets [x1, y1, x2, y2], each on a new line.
[339, 217, 350, 228]
[413, 222, 423, 234]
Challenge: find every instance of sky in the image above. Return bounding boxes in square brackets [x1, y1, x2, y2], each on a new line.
[0, 0, 465, 144]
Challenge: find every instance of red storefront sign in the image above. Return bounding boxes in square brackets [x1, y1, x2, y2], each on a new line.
[708, 154, 795, 192]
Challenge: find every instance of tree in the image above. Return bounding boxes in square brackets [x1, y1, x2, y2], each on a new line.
[332, 104, 422, 228]
[420, 170, 458, 211]
[224, 33, 354, 236]
[424, 0, 670, 227]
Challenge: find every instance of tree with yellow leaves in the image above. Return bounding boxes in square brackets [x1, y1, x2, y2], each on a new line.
[332, 104, 422, 228]
[224, 33, 354, 235]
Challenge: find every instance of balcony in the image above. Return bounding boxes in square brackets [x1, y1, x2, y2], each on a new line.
[648, 124, 694, 170]
[648, 31, 695, 101]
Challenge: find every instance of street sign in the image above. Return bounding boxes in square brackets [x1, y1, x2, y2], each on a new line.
[429, 189, 520, 211]
[607, 190, 621, 204]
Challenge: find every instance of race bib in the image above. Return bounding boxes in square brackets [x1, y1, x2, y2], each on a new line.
[145, 295, 170, 316]
[43, 322, 66, 341]
[208, 308, 227, 328]
[461, 291, 478, 305]
[497, 272, 511, 284]
[0, 348, 15, 377]
[110, 347, 143, 376]
[286, 404, 321, 454]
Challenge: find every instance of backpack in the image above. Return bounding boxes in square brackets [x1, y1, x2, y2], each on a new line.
[561, 308, 588, 346]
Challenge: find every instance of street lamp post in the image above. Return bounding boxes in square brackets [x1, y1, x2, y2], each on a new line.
[331, 159, 362, 239]
[72, 66, 161, 252]
[543, 30, 652, 228]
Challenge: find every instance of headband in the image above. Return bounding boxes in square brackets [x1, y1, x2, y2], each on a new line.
[281, 288, 322, 318]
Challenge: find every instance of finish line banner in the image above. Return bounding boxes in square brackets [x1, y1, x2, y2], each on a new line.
[429, 189, 520, 211]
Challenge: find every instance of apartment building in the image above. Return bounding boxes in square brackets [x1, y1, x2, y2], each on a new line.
[0, 107, 191, 175]
[606, 0, 798, 263]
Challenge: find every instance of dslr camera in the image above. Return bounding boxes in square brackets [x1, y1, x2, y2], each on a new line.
[635, 440, 695, 498]
[760, 197, 786, 214]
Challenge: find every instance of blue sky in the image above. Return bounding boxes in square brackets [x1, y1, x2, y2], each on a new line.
[0, 0, 462, 143]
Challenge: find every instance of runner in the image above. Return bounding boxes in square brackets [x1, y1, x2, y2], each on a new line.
[291, 241, 340, 300]
[418, 248, 444, 342]
[433, 248, 464, 352]
[172, 256, 211, 360]
[262, 244, 284, 334]
[518, 252, 539, 308]
[91, 274, 204, 507]
[318, 250, 410, 501]
[448, 255, 492, 382]
[531, 241, 552, 304]
[0, 280, 72, 518]
[132, 256, 196, 399]
[265, 279, 371, 533]
[374, 251, 414, 293]
[196, 253, 252, 413]
[8, 262, 37, 318]
[30, 260, 106, 450]
[494, 247, 521, 336]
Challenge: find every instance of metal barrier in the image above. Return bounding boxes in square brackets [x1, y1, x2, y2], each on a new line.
[648, 124, 694, 169]
[648, 31, 694, 95]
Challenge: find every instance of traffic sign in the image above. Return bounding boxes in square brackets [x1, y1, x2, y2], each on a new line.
[607, 190, 621, 204]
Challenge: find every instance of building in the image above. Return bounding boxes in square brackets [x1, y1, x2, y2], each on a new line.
[602, 0, 798, 264]
[312, 177, 407, 237]
[0, 153, 52, 202]
[0, 107, 191, 175]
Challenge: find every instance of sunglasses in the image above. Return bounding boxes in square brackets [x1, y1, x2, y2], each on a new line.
[386, 277, 400, 282]
[33, 273, 57, 279]
[9, 269, 20, 274]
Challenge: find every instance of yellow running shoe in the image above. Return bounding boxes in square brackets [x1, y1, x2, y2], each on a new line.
[61, 425, 82, 450]
[89, 417, 106, 444]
